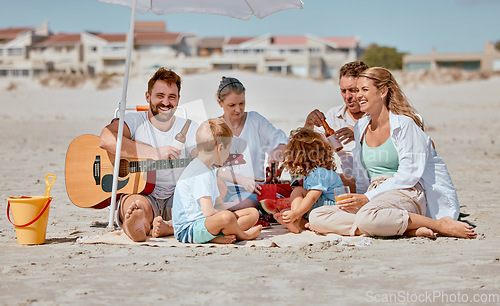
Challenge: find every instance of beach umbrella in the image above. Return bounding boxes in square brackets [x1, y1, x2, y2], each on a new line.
[97, 0, 304, 227]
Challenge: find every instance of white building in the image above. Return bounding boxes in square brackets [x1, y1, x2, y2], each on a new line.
[0, 22, 50, 77]
[1, 21, 360, 80]
[28, 21, 198, 76]
[202, 34, 361, 79]
[403, 42, 500, 75]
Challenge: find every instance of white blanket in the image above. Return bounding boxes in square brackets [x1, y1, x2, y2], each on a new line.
[77, 225, 372, 248]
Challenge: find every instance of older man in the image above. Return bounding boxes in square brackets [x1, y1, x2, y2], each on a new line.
[305, 61, 369, 190]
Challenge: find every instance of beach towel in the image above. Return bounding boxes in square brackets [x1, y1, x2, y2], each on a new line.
[77, 225, 372, 248]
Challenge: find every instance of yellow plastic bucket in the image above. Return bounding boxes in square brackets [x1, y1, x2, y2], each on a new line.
[7, 174, 56, 245]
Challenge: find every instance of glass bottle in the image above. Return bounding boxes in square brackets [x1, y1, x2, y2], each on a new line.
[322, 120, 343, 152]
[265, 162, 280, 184]
[270, 162, 280, 184]
[172, 119, 192, 150]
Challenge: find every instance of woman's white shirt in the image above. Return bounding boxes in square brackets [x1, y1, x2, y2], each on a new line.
[224, 111, 288, 183]
[352, 112, 460, 220]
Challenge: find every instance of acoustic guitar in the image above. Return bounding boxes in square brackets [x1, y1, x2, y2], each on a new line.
[65, 134, 245, 209]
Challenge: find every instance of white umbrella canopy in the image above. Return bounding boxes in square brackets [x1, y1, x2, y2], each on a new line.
[96, 0, 303, 227]
[99, 0, 303, 20]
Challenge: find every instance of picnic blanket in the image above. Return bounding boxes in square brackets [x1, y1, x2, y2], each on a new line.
[77, 225, 372, 248]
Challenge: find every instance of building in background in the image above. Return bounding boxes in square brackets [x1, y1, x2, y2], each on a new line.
[403, 42, 500, 75]
[203, 34, 360, 79]
[81, 32, 127, 75]
[0, 22, 50, 77]
[0, 21, 360, 80]
[31, 33, 83, 74]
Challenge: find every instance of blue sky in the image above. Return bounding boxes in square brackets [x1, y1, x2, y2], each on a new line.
[1, 0, 499, 54]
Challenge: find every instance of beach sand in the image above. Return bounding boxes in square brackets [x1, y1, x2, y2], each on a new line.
[1, 72, 499, 305]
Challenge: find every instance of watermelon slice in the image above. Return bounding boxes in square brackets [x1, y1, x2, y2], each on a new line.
[258, 198, 291, 215]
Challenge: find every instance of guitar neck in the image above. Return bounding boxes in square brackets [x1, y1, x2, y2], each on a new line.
[129, 157, 194, 173]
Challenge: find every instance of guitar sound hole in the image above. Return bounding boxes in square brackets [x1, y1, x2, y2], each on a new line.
[119, 159, 130, 177]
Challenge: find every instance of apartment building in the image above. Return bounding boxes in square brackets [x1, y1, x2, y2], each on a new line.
[0, 22, 50, 77]
[200, 34, 360, 79]
[1, 21, 360, 80]
[31, 33, 84, 74]
[28, 21, 198, 76]
[403, 41, 500, 75]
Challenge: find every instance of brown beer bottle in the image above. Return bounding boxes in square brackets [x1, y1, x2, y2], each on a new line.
[270, 162, 280, 184]
[322, 120, 343, 152]
[265, 162, 280, 184]
[172, 119, 192, 150]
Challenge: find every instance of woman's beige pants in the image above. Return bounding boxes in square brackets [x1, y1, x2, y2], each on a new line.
[309, 176, 427, 236]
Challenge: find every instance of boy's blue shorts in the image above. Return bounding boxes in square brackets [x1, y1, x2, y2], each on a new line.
[192, 217, 219, 244]
[177, 217, 224, 244]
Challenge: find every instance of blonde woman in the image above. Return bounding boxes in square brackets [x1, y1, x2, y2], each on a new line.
[308, 67, 476, 239]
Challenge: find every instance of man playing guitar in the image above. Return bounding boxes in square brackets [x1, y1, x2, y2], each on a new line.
[99, 68, 198, 242]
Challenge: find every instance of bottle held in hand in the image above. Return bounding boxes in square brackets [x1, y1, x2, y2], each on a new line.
[172, 119, 192, 150]
[322, 120, 343, 152]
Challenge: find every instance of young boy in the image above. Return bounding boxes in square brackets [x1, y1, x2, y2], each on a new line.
[172, 118, 262, 244]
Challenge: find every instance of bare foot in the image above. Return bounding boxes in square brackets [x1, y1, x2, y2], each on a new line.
[243, 225, 262, 240]
[210, 235, 237, 244]
[436, 217, 477, 239]
[273, 212, 300, 234]
[123, 202, 148, 242]
[405, 227, 437, 239]
[151, 216, 174, 238]
[305, 222, 322, 235]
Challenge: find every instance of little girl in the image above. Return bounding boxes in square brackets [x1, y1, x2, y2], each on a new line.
[274, 127, 344, 233]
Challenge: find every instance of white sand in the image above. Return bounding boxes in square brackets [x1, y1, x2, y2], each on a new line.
[1, 72, 499, 304]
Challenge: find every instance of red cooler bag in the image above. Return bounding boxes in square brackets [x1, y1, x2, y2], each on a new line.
[257, 184, 291, 215]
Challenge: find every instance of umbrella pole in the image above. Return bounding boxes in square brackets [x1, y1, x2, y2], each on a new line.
[108, 0, 138, 228]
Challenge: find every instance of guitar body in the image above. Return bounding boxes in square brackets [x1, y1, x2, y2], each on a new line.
[65, 134, 246, 209]
[65, 135, 155, 209]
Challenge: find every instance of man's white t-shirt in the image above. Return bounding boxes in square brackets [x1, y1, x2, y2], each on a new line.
[124, 111, 199, 198]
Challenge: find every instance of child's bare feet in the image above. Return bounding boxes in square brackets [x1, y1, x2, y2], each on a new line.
[210, 235, 237, 244]
[123, 202, 148, 242]
[435, 217, 477, 239]
[151, 216, 174, 238]
[243, 225, 262, 240]
[274, 212, 300, 234]
[405, 227, 437, 239]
